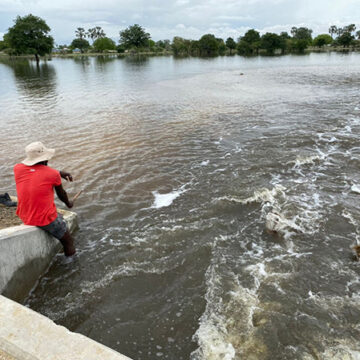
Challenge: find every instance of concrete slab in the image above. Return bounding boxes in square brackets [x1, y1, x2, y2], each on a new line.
[0, 208, 77, 302]
[0, 349, 16, 360]
[0, 295, 132, 360]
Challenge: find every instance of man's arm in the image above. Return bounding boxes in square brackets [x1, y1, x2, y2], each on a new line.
[55, 184, 73, 208]
[59, 170, 73, 182]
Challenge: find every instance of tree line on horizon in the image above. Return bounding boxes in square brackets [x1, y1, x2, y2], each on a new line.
[1, 14, 360, 63]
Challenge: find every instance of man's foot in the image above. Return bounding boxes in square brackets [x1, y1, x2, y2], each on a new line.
[0, 193, 17, 207]
[62, 254, 78, 264]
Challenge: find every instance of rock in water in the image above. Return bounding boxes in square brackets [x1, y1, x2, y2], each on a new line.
[265, 211, 284, 234]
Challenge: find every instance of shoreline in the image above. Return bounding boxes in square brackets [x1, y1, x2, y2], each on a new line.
[0, 51, 173, 61]
[0, 47, 359, 62]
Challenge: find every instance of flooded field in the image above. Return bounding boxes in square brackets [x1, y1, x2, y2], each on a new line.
[1, 52, 360, 359]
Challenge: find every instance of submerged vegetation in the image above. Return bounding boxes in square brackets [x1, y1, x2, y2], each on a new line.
[1, 14, 359, 62]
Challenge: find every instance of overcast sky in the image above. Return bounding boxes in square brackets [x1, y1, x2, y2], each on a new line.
[0, 0, 359, 44]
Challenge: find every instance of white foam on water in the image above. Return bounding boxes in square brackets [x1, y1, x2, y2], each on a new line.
[322, 344, 360, 360]
[306, 291, 360, 359]
[218, 185, 286, 206]
[265, 211, 303, 237]
[151, 185, 187, 208]
[192, 236, 282, 360]
[292, 154, 321, 167]
[38, 257, 181, 321]
[234, 145, 242, 153]
[342, 210, 359, 228]
[219, 182, 324, 239]
[344, 125, 352, 133]
[318, 133, 338, 143]
[191, 264, 237, 360]
[201, 160, 209, 166]
[351, 184, 360, 194]
[342, 210, 360, 244]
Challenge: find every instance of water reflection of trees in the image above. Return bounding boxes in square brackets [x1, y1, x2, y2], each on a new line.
[94, 55, 117, 70]
[73, 56, 91, 71]
[123, 55, 150, 67]
[0, 58, 57, 99]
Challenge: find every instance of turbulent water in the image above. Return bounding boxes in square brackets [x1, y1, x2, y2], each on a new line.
[1, 53, 360, 360]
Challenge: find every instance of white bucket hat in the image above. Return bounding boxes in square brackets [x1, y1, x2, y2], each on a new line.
[22, 141, 55, 166]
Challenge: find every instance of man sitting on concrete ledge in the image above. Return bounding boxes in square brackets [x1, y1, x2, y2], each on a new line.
[14, 141, 76, 257]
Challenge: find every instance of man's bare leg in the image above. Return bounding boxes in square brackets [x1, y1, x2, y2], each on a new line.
[60, 230, 76, 256]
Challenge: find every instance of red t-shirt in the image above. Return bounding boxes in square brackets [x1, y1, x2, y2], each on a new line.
[14, 164, 62, 226]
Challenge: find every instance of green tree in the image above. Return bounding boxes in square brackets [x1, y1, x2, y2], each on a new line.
[155, 39, 171, 51]
[198, 34, 219, 56]
[356, 30, 360, 40]
[242, 29, 260, 44]
[217, 38, 227, 55]
[148, 39, 156, 51]
[190, 40, 200, 56]
[289, 39, 309, 52]
[291, 27, 313, 43]
[280, 31, 291, 39]
[337, 31, 355, 47]
[225, 37, 236, 54]
[260, 32, 283, 54]
[116, 44, 126, 53]
[119, 24, 150, 49]
[93, 37, 116, 52]
[0, 40, 7, 51]
[4, 14, 54, 63]
[70, 38, 90, 53]
[171, 36, 191, 56]
[334, 24, 356, 47]
[313, 34, 333, 47]
[237, 40, 252, 55]
[163, 39, 171, 50]
[238, 29, 261, 55]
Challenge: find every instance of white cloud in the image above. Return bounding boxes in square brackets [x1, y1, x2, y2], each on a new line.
[0, 0, 359, 43]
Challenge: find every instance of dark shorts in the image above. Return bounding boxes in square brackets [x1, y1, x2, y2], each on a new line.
[38, 213, 67, 240]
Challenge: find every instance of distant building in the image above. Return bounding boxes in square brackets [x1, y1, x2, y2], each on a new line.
[73, 48, 81, 54]
[51, 48, 60, 53]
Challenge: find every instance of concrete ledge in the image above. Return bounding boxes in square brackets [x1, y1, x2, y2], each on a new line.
[0, 208, 77, 302]
[0, 295, 132, 360]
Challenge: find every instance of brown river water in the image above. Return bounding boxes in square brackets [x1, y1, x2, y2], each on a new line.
[0, 53, 360, 360]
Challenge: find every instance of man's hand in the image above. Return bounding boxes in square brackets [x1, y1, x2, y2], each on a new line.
[60, 170, 73, 182]
[66, 200, 74, 209]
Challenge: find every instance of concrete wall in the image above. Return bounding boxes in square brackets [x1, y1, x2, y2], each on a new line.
[0, 295, 131, 360]
[0, 208, 77, 303]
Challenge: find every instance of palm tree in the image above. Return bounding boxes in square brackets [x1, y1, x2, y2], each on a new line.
[87, 28, 96, 42]
[328, 25, 338, 39]
[75, 27, 86, 40]
[95, 26, 106, 39]
[336, 27, 344, 37]
[344, 24, 356, 33]
[87, 27, 106, 43]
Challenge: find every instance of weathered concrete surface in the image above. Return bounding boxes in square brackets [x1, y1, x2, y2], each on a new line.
[0, 208, 77, 302]
[0, 349, 16, 360]
[0, 295, 132, 360]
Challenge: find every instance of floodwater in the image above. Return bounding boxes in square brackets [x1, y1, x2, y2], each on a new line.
[1, 53, 360, 360]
